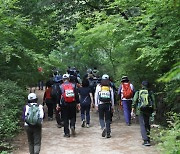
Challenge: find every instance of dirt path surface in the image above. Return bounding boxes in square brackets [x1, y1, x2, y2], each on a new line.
[13, 89, 159, 154]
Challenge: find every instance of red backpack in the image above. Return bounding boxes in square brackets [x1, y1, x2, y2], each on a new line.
[62, 83, 75, 103]
[122, 83, 133, 99]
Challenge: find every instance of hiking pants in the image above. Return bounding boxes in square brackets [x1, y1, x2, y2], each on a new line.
[45, 99, 54, 118]
[122, 100, 132, 125]
[138, 113, 151, 141]
[63, 102, 77, 135]
[55, 105, 64, 126]
[25, 125, 42, 154]
[80, 104, 91, 124]
[98, 103, 111, 135]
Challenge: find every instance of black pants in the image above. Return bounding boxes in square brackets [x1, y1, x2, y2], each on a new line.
[45, 99, 54, 118]
[98, 103, 111, 135]
[55, 106, 64, 125]
[62, 102, 77, 135]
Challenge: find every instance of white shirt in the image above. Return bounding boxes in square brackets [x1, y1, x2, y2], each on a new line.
[94, 84, 114, 108]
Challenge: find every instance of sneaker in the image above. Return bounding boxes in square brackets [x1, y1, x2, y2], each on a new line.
[57, 124, 62, 128]
[86, 124, 90, 128]
[64, 134, 70, 138]
[48, 117, 53, 121]
[143, 140, 151, 146]
[106, 134, 111, 138]
[81, 120, 85, 127]
[71, 127, 76, 136]
[102, 128, 106, 137]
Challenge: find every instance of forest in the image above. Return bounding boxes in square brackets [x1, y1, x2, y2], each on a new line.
[0, 0, 179, 153]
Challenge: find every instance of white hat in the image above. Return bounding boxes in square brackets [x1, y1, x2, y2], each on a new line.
[28, 93, 37, 100]
[102, 74, 109, 80]
[62, 74, 70, 79]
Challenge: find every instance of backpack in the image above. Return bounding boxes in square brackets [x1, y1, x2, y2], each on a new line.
[25, 104, 41, 126]
[98, 86, 111, 102]
[122, 83, 133, 99]
[89, 78, 99, 94]
[138, 90, 153, 110]
[62, 83, 75, 103]
[51, 83, 60, 99]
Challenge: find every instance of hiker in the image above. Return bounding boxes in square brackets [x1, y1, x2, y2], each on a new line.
[23, 93, 44, 154]
[43, 84, 53, 120]
[92, 67, 99, 78]
[78, 78, 94, 128]
[132, 81, 156, 146]
[95, 74, 114, 138]
[38, 80, 44, 90]
[56, 74, 80, 137]
[118, 76, 135, 126]
[51, 74, 63, 128]
[87, 71, 101, 106]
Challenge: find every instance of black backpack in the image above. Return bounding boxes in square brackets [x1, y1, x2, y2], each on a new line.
[51, 83, 61, 99]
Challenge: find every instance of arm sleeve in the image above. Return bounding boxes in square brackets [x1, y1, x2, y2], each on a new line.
[75, 84, 80, 104]
[39, 105, 44, 119]
[132, 91, 139, 108]
[150, 91, 156, 110]
[130, 84, 136, 96]
[43, 91, 46, 102]
[22, 106, 26, 121]
[110, 88, 114, 108]
[94, 85, 99, 107]
[118, 85, 122, 96]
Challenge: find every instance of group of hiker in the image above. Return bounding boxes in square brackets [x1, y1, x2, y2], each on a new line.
[23, 67, 156, 154]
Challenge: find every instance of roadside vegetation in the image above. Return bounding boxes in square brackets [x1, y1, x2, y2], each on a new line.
[0, 0, 179, 153]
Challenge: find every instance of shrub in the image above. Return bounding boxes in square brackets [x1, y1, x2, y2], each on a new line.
[153, 112, 180, 154]
[0, 80, 27, 152]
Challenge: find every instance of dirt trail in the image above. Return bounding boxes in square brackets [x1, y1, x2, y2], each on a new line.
[13, 89, 159, 154]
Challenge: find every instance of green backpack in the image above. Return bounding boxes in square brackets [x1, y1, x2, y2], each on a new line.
[138, 90, 153, 110]
[25, 104, 41, 126]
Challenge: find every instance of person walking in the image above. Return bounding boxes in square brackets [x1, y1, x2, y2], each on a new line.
[43, 84, 53, 121]
[56, 74, 80, 137]
[51, 75, 63, 128]
[95, 74, 114, 138]
[118, 76, 135, 126]
[131, 81, 156, 146]
[78, 78, 94, 128]
[23, 93, 44, 154]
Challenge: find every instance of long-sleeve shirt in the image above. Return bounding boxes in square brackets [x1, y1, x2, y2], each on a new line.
[94, 84, 114, 108]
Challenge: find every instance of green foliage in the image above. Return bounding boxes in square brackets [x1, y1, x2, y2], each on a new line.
[153, 112, 180, 154]
[0, 80, 27, 152]
[0, 0, 179, 152]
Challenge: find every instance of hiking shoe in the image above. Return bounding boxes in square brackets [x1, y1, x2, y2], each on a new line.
[86, 124, 90, 128]
[81, 120, 85, 127]
[64, 134, 70, 138]
[48, 117, 53, 121]
[57, 124, 62, 128]
[143, 140, 151, 146]
[127, 123, 131, 126]
[106, 134, 111, 138]
[102, 128, 106, 137]
[71, 127, 76, 136]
